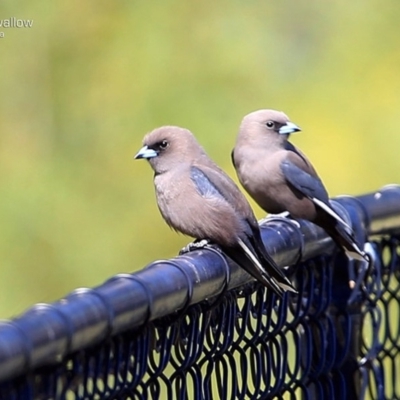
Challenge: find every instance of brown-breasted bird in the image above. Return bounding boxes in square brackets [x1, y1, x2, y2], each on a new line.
[232, 109, 368, 262]
[135, 125, 296, 297]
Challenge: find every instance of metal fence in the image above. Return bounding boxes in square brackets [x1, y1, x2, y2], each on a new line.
[0, 185, 400, 400]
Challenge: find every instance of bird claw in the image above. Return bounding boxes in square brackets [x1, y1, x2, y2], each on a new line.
[287, 219, 301, 229]
[271, 211, 291, 218]
[261, 212, 301, 229]
[179, 239, 211, 255]
[347, 242, 376, 295]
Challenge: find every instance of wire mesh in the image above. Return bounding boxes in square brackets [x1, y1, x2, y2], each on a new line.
[0, 186, 400, 400]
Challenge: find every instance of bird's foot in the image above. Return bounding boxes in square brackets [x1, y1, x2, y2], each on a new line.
[348, 241, 376, 291]
[271, 211, 290, 219]
[261, 212, 301, 229]
[179, 239, 211, 255]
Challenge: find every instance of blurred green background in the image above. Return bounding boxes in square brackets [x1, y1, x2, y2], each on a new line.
[0, 0, 399, 318]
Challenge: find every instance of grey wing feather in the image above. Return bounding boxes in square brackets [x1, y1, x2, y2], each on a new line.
[282, 154, 367, 262]
[191, 164, 255, 221]
[190, 166, 225, 200]
[281, 160, 329, 203]
[284, 141, 309, 166]
[281, 160, 352, 229]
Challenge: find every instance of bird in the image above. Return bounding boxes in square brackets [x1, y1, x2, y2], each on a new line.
[134, 125, 296, 297]
[232, 109, 368, 263]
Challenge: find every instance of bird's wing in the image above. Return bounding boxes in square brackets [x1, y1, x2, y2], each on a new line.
[282, 148, 367, 262]
[243, 226, 296, 292]
[190, 166, 226, 200]
[191, 164, 296, 293]
[281, 158, 329, 201]
[191, 164, 254, 220]
[280, 153, 351, 230]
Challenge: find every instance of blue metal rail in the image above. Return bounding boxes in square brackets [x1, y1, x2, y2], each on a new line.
[0, 184, 399, 387]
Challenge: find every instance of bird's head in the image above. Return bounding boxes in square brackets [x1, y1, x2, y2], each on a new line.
[238, 109, 301, 148]
[135, 126, 205, 174]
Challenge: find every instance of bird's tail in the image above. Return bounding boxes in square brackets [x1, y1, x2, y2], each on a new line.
[247, 237, 297, 293]
[224, 237, 296, 297]
[313, 199, 369, 263]
[325, 222, 368, 263]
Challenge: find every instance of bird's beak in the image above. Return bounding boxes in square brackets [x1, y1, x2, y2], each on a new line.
[279, 122, 301, 135]
[134, 145, 158, 160]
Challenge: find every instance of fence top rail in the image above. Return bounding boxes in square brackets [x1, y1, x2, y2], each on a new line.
[0, 184, 399, 383]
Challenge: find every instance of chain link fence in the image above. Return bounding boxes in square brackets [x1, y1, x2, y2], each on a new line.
[0, 185, 399, 400]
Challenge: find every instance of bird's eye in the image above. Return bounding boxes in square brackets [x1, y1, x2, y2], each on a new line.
[266, 121, 275, 129]
[159, 140, 168, 150]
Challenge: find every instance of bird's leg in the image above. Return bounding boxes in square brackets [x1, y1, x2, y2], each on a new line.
[179, 238, 212, 255]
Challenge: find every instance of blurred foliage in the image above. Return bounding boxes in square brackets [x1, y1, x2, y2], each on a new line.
[0, 0, 399, 318]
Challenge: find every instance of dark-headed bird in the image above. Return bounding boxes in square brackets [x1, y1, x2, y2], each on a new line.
[232, 109, 368, 262]
[135, 126, 296, 297]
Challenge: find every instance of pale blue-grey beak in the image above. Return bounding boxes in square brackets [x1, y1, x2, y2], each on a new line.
[134, 145, 158, 160]
[279, 122, 301, 135]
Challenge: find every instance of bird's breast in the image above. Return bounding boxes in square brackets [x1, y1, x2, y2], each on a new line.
[153, 170, 242, 246]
